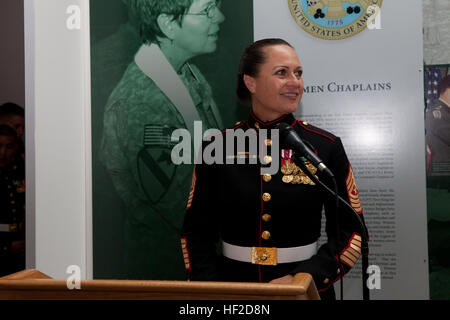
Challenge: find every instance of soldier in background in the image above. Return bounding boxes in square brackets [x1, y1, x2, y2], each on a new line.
[0, 125, 25, 276]
[426, 75, 450, 181]
[425, 75, 450, 299]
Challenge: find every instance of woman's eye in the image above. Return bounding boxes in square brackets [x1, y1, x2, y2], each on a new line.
[275, 69, 286, 75]
[295, 70, 303, 77]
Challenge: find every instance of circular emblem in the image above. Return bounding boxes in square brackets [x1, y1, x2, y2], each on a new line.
[288, 0, 383, 40]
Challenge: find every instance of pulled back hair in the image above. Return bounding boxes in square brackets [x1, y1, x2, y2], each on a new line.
[0, 102, 24, 118]
[236, 38, 294, 103]
[438, 75, 450, 96]
[122, 0, 193, 45]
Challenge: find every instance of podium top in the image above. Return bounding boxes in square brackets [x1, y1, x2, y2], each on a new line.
[0, 269, 319, 300]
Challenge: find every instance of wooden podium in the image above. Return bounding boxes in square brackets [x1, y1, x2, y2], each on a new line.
[0, 269, 319, 300]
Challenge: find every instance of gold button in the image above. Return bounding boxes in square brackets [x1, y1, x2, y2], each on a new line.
[263, 155, 272, 164]
[262, 193, 271, 202]
[265, 139, 272, 146]
[262, 174, 272, 183]
[255, 123, 260, 130]
[261, 231, 271, 240]
[323, 278, 329, 284]
[262, 214, 271, 222]
[302, 121, 308, 126]
[235, 121, 241, 125]
[337, 268, 340, 274]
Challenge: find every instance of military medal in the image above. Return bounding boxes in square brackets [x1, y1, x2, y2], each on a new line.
[281, 163, 293, 175]
[282, 175, 294, 183]
[281, 150, 318, 185]
[281, 149, 294, 175]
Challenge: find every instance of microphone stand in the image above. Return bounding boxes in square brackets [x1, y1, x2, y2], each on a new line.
[292, 154, 370, 301]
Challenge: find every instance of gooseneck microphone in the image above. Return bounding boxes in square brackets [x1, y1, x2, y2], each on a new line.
[277, 123, 334, 178]
[277, 121, 370, 301]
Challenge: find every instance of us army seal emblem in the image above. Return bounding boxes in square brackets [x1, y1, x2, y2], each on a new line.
[288, 0, 383, 40]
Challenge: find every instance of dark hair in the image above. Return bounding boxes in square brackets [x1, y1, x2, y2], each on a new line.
[0, 102, 24, 118]
[123, 0, 194, 45]
[438, 75, 450, 96]
[236, 38, 294, 103]
[0, 124, 18, 140]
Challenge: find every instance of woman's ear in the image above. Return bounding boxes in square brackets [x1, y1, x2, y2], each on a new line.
[156, 13, 178, 40]
[243, 74, 256, 94]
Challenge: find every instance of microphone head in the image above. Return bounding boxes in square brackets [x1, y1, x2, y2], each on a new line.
[276, 122, 296, 141]
[276, 122, 294, 138]
[277, 122, 305, 151]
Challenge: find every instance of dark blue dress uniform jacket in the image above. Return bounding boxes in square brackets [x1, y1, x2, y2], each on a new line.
[180, 113, 367, 299]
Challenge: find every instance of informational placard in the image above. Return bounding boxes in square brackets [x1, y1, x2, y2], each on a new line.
[255, 0, 429, 299]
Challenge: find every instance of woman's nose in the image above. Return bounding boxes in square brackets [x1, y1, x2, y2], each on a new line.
[287, 73, 301, 87]
[213, 7, 225, 24]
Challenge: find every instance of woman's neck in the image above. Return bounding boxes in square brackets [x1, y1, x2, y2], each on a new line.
[251, 106, 286, 123]
[159, 39, 193, 73]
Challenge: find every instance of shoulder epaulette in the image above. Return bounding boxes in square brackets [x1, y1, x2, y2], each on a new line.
[232, 120, 247, 129]
[296, 120, 337, 142]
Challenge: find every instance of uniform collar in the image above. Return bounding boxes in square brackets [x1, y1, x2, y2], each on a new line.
[247, 112, 297, 130]
[439, 98, 450, 109]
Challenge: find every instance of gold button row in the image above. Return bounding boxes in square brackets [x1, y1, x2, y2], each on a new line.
[262, 152, 273, 239]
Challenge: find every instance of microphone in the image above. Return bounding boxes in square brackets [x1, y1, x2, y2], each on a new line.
[277, 122, 334, 177]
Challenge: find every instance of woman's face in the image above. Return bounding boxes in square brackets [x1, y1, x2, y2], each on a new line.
[173, 0, 225, 57]
[245, 45, 304, 121]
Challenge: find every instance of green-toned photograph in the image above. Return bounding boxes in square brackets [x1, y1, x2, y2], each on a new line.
[90, 0, 253, 280]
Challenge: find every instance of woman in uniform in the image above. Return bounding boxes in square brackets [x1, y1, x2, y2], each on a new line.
[180, 38, 367, 300]
[99, 0, 225, 280]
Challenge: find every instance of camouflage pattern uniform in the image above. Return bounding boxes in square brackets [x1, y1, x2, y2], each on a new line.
[99, 56, 222, 280]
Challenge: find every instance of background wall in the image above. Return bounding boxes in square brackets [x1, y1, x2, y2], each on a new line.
[24, 0, 92, 279]
[23, 0, 431, 299]
[0, 0, 25, 106]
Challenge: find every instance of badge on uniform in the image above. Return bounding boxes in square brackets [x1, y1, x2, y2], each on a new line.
[281, 149, 318, 185]
[137, 124, 179, 203]
[433, 110, 441, 119]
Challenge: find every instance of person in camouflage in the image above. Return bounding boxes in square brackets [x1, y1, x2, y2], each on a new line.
[99, 0, 225, 279]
